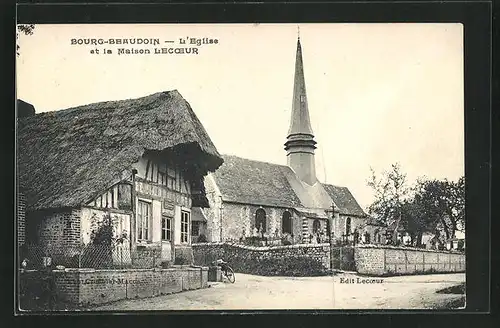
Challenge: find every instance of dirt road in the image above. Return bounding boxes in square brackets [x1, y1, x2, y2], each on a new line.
[89, 272, 465, 311]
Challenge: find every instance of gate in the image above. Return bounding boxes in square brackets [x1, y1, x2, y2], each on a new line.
[330, 246, 355, 272]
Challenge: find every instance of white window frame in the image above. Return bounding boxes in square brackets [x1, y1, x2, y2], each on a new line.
[137, 199, 152, 241]
[180, 210, 190, 244]
[161, 215, 172, 241]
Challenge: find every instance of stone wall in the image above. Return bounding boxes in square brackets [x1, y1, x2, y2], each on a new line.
[192, 242, 331, 276]
[219, 203, 303, 244]
[355, 245, 466, 276]
[19, 266, 209, 308]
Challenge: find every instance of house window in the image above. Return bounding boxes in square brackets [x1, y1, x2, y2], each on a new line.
[282, 211, 292, 234]
[313, 219, 321, 234]
[255, 209, 266, 233]
[137, 200, 151, 241]
[161, 216, 172, 241]
[191, 221, 200, 236]
[181, 210, 190, 243]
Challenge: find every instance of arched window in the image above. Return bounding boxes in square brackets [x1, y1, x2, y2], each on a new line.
[282, 211, 292, 234]
[255, 209, 266, 233]
[345, 217, 351, 236]
[313, 219, 321, 234]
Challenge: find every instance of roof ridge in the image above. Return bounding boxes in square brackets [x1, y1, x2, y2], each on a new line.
[322, 182, 348, 189]
[29, 90, 180, 117]
[221, 154, 289, 168]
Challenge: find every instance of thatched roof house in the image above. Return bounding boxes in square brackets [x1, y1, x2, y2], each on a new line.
[17, 90, 223, 212]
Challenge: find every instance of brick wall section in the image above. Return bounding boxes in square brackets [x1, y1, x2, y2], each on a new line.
[26, 209, 83, 266]
[355, 245, 465, 276]
[17, 191, 26, 247]
[19, 267, 209, 307]
[34, 209, 82, 250]
[193, 242, 331, 276]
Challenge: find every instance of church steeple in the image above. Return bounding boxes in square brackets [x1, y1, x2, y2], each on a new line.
[284, 32, 318, 186]
[287, 30, 314, 136]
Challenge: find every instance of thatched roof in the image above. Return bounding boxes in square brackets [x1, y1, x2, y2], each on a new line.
[17, 90, 223, 211]
[212, 155, 366, 217]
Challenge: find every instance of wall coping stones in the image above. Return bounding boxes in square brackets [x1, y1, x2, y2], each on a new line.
[20, 266, 209, 274]
[355, 244, 464, 254]
[193, 242, 330, 252]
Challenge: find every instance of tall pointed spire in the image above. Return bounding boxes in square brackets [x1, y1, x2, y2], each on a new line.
[287, 34, 314, 136]
[284, 33, 318, 186]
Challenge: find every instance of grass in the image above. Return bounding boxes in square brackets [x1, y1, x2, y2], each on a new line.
[436, 282, 465, 295]
[430, 282, 466, 310]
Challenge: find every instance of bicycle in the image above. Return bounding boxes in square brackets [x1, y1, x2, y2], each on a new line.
[214, 259, 235, 283]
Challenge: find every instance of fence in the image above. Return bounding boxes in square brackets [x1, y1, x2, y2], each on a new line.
[19, 243, 164, 270]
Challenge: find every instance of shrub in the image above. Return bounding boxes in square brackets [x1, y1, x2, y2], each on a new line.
[160, 261, 172, 268]
[197, 234, 208, 243]
[174, 247, 193, 265]
[247, 257, 328, 277]
[174, 256, 190, 265]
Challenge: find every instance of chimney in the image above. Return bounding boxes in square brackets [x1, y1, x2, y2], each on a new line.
[17, 99, 36, 118]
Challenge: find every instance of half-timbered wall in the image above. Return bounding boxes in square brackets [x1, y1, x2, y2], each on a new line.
[82, 155, 195, 263]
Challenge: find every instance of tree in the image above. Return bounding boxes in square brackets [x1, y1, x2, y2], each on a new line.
[17, 24, 35, 56]
[412, 177, 465, 241]
[367, 163, 410, 244]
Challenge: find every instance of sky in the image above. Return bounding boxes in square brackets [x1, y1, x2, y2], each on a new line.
[16, 23, 464, 210]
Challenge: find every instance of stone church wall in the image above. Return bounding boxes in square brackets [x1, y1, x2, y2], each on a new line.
[220, 203, 303, 243]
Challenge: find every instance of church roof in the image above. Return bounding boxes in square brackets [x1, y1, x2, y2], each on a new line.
[212, 155, 303, 208]
[212, 155, 367, 217]
[323, 184, 367, 218]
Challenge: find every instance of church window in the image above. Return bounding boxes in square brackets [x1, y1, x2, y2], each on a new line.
[282, 211, 292, 234]
[313, 219, 320, 234]
[255, 209, 267, 233]
[345, 217, 351, 236]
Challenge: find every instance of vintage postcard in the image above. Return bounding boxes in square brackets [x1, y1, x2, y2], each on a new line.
[16, 23, 465, 312]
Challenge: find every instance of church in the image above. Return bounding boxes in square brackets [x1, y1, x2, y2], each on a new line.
[191, 35, 385, 246]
